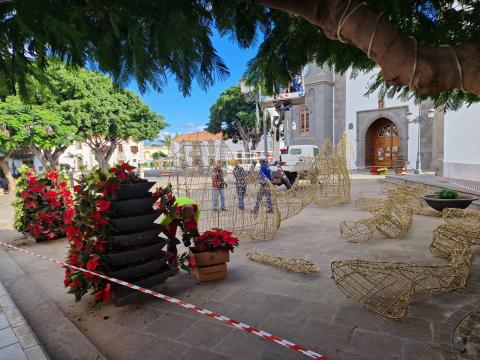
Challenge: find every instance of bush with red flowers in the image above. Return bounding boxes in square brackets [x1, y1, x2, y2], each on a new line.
[192, 228, 239, 253]
[64, 163, 176, 303]
[13, 165, 73, 241]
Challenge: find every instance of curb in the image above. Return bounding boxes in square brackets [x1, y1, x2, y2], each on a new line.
[0, 281, 50, 360]
[0, 248, 106, 360]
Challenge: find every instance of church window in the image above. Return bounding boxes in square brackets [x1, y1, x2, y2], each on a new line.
[378, 123, 399, 137]
[300, 105, 310, 135]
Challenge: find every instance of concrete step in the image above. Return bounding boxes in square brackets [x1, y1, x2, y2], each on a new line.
[0, 247, 106, 360]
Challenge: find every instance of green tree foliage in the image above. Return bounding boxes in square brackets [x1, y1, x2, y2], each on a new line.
[207, 85, 264, 155]
[0, 96, 76, 189]
[1, 1, 479, 108]
[29, 62, 167, 169]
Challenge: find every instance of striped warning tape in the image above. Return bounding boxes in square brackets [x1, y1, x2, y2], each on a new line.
[0, 241, 328, 360]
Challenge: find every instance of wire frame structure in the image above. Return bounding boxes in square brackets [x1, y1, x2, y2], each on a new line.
[331, 234, 473, 319]
[246, 251, 320, 273]
[313, 135, 351, 206]
[340, 201, 413, 243]
[442, 208, 480, 244]
[430, 208, 480, 260]
[356, 184, 441, 217]
[167, 141, 280, 241]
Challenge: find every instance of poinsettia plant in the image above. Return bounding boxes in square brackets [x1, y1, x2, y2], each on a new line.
[64, 163, 176, 303]
[13, 165, 73, 241]
[192, 228, 239, 253]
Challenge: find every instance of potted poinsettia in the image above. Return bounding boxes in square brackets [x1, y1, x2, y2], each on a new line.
[188, 228, 239, 282]
[13, 165, 73, 242]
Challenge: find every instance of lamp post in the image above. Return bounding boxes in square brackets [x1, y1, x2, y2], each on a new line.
[407, 107, 435, 174]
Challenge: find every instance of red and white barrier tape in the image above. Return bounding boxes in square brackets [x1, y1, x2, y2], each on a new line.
[0, 241, 328, 360]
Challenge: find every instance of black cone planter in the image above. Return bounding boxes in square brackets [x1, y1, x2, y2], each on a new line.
[106, 182, 174, 304]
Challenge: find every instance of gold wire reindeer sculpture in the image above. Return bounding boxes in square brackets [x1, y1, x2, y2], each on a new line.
[340, 201, 413, 243]
[331, 234, 473, 319]
[430, 208, 480, 259]
[167, 141, 281, 241]
[246, 251, 320, 273]
[313, 134, 351, 206]
[356, 184, 441, 217]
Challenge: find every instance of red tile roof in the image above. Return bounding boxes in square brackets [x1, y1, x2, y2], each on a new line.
[175, 132, 223, 142]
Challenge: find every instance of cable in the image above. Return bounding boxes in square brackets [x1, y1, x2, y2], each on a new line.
[367, 12, 383, 58]
[337, 1, 365, 43]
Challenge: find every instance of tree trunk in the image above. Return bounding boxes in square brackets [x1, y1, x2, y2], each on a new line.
[0, 154, 15, 192]
[32, 146, 65, 170]
[92, 144, 117, 169]
[258, 0, 480, 96]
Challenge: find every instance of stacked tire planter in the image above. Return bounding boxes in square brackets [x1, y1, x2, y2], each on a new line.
[107, 181, 176, 304]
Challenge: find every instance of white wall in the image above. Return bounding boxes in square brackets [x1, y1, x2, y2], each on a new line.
[443, 102, 480, 181]
[345, 69, 418, 169]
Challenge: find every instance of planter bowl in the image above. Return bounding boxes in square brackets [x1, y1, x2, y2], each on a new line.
[111, 181, 155, 201]
[110, 212, 159, 233]
[421, 195, 478, 212]
[110, 196, 157, 217]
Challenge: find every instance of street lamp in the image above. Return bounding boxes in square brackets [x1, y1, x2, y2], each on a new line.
[407, 107, 435, 174]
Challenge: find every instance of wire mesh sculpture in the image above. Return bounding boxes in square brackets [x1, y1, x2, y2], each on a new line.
[332, 233, 473, 319]
[340, 201, 413, 243]
[430, 208, 480, 260]
[246, 251, 320, 273]
[167, 141, 281, 241]
[313, 135, 351, 206]
[355, 184, 441, 217]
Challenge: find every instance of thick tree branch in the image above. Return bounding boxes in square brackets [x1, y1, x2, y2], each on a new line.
[258, 0, 480, 95]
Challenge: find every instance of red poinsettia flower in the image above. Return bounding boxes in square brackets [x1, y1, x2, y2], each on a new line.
[26, 200, 37, 209]
[94, 283, 112, 303]
[92, 240, 106, 252]
[65, 225, 80, 239]
[21, 191, 31, 199]
[28, 184, 45, 193]
[27, 176, 37, 185]
[73, 185, 81, 192]
[45, 170, 58, 181]
[95, 198, 111, 212]
[63, 208, 76, 224]
[92, 211, 109, 225]
[188, 255, 197, 269]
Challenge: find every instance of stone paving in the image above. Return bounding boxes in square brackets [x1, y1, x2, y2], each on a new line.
[1, 178, 480, 359]
[0, 282, 49, 360]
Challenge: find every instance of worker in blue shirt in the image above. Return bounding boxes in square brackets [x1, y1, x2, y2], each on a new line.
[252, 155, 273, 213]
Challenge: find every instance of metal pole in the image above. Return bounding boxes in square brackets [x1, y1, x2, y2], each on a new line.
[263, 110, 268, 157]
[415, 107, 422, 174]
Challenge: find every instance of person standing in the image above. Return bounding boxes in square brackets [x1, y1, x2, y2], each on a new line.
[212, 160, 227, 211]
[252, 155, 273, 213]
[157, 197, 200, 266]
[232, 160, 248, 210]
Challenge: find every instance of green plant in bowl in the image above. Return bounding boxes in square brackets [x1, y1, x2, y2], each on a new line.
[435, 188, 458, 199]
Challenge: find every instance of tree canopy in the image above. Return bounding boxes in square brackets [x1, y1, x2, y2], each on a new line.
[28, 62, 167, 168]
[0, 96, 75, 189]
[207, 85, 263, 153]
[1, 0, 479, 109]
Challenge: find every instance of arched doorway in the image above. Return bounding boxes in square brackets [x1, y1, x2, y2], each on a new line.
[365, 118, 400, 167]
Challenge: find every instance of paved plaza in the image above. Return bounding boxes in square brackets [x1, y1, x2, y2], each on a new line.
[0, 178, 479, 359]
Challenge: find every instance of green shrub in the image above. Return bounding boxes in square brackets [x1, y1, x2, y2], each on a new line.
[435, 188, 458, 199]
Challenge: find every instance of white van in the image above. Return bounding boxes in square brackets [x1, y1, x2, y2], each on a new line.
[279, 145, 319, 182]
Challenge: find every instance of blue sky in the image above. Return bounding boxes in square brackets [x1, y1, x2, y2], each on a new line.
[128, 32, 259, 140]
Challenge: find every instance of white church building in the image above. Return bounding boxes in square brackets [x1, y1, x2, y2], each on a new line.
[271, 63, 479, 181]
